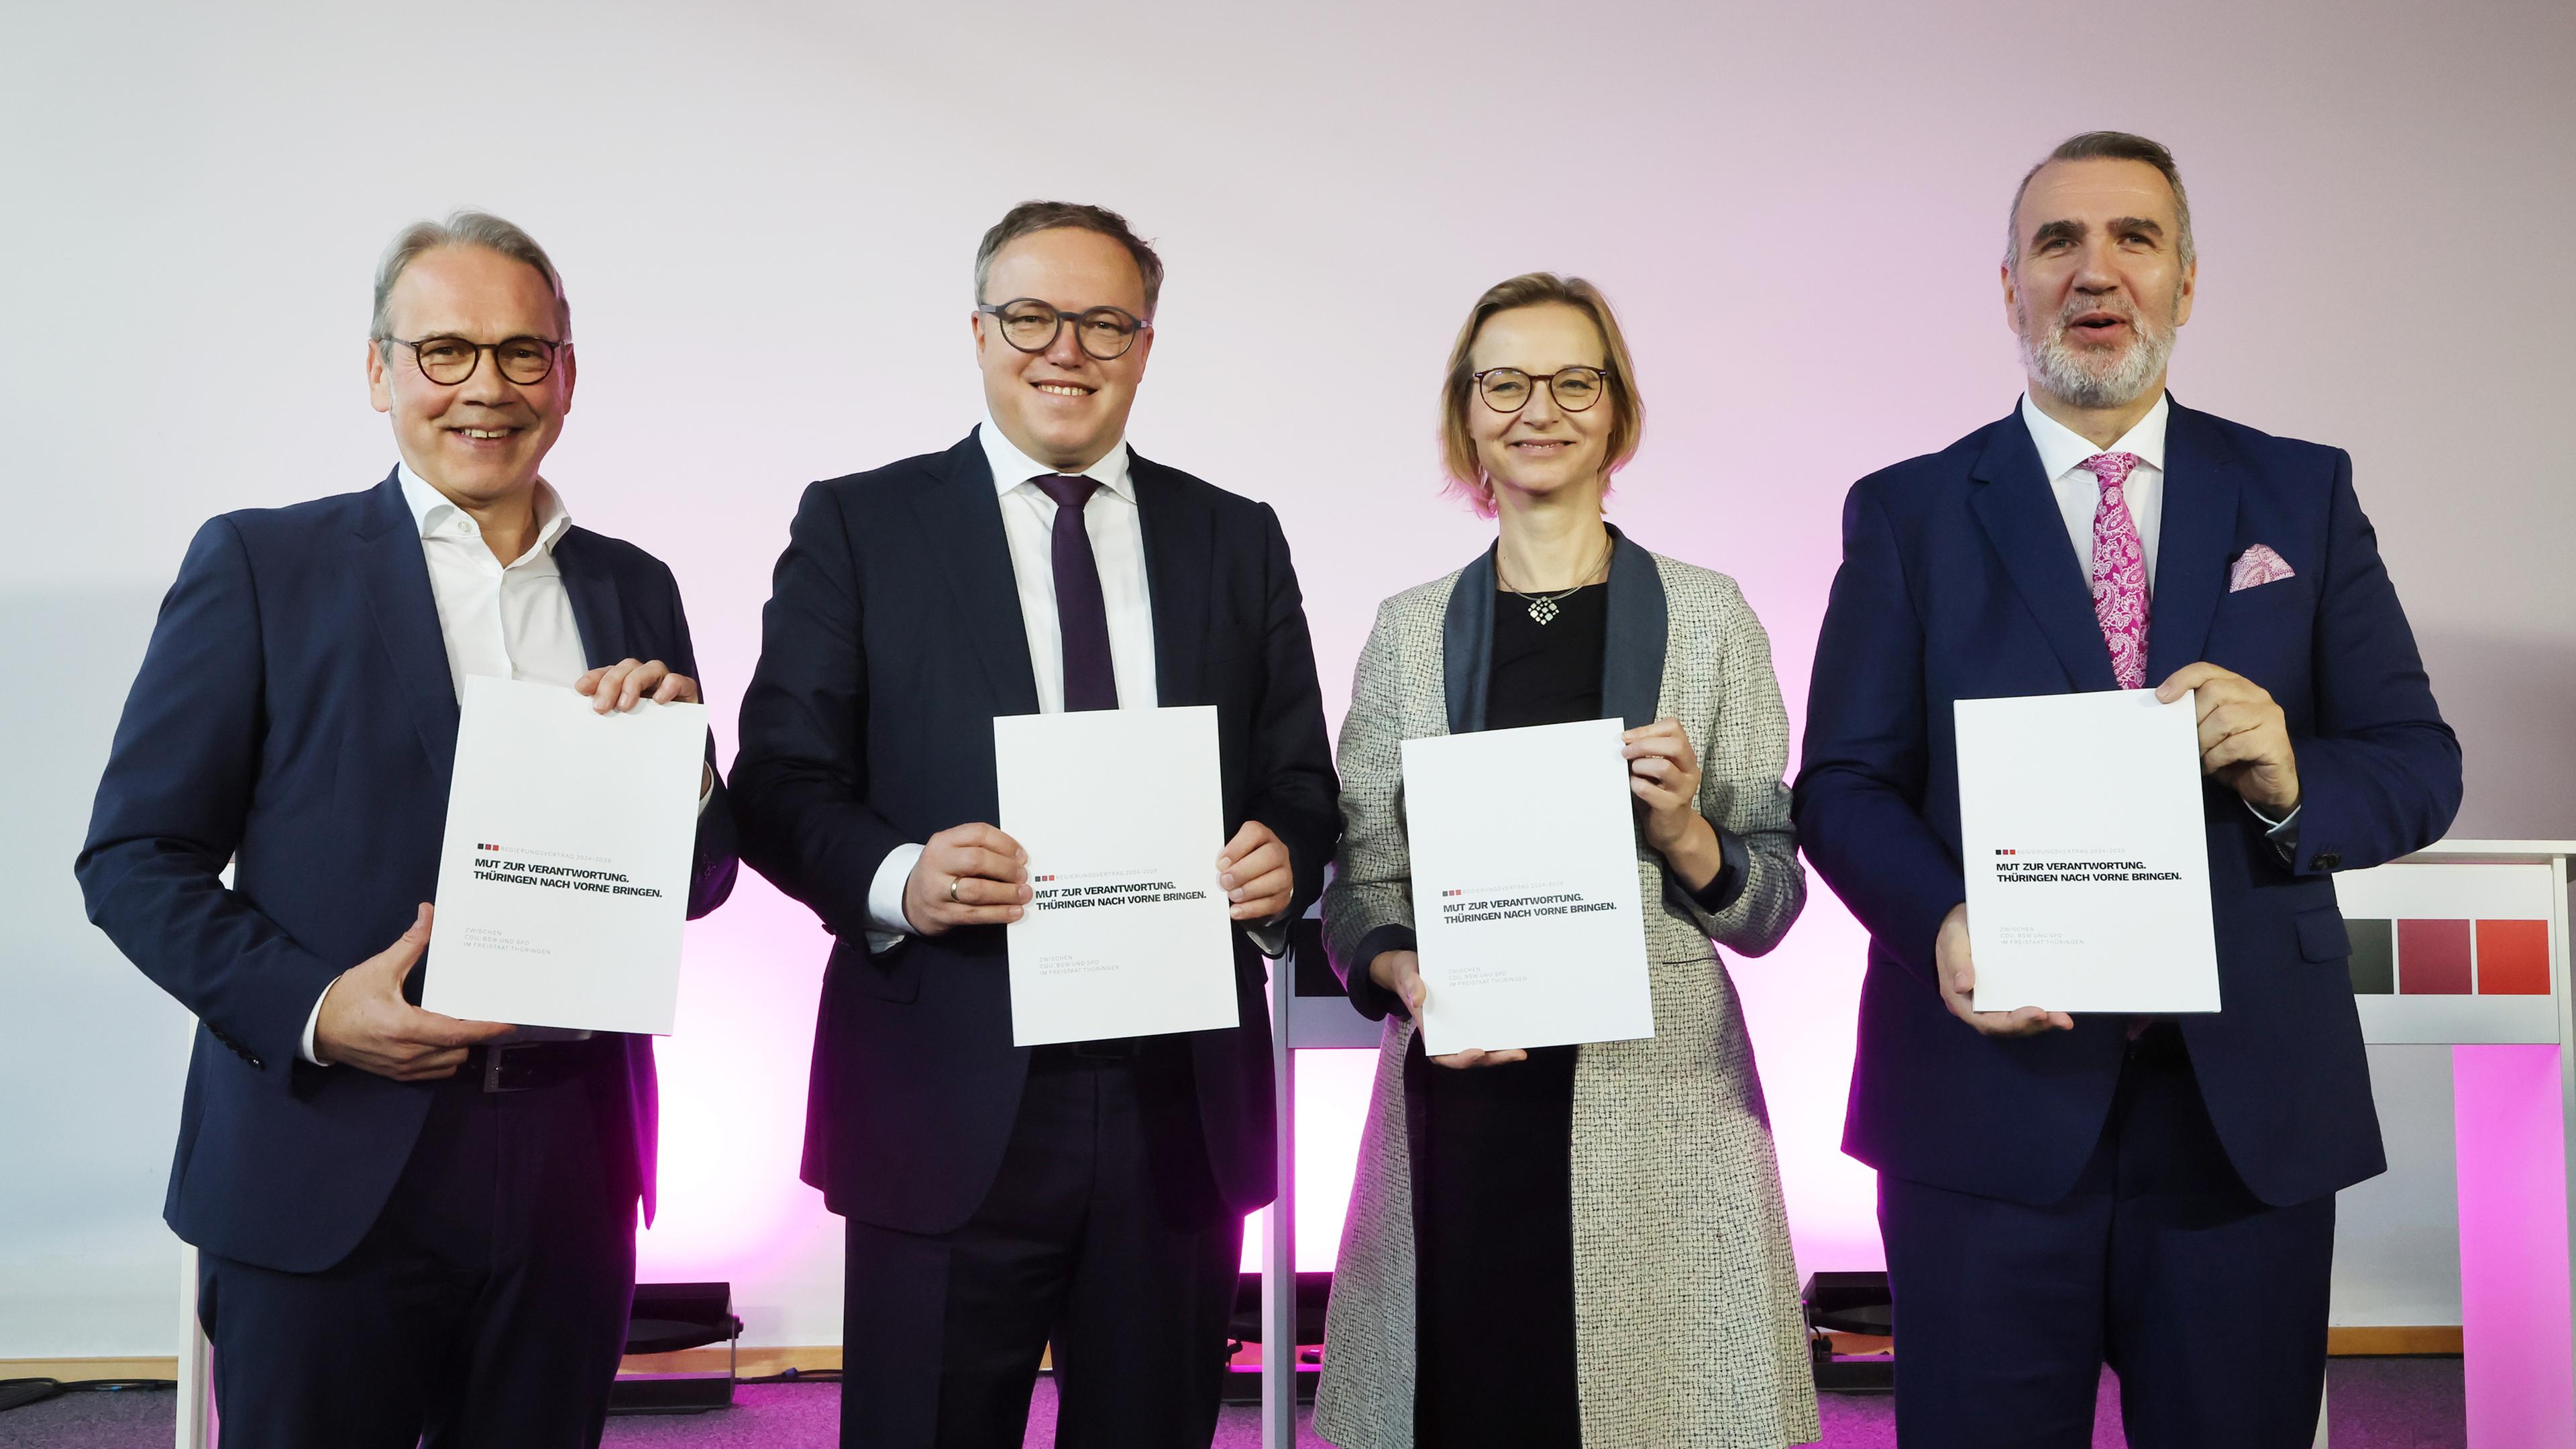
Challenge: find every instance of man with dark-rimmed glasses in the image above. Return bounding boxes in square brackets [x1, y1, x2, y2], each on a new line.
[735, 200, 1338, 1447]
[77, 210, 737, 1446]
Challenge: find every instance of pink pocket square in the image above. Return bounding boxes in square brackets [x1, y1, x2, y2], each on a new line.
[2229, 544, 2295, 591]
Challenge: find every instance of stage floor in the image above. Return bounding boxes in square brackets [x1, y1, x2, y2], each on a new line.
[1, 1359, 2467, 1447]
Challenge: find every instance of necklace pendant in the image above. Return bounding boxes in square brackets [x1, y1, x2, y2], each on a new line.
[1528, 595, 1559, 625]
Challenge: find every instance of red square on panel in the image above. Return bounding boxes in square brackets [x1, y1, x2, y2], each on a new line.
[2398, 919, 2473, 995]
[2477, 920, 2552, 996]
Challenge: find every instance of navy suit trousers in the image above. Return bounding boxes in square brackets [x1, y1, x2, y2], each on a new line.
[198, 1053, 635, 1449]
[1879, 1026, 2335, 1449]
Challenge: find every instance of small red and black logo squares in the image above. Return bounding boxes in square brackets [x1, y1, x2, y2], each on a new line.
[1994, 849, 2019, 856]
[1441, 888, 1464, 898]
[1035, 874, 1057, 883]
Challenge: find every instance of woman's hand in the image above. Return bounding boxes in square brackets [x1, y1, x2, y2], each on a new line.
[1371, 949, 1527, 1069]
[1624, 717, 1705, 851]
[1627, 715, 1720, 855]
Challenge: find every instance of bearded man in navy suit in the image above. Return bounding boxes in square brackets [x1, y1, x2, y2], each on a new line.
[78, 212, 737, 1448]
[1796, 133, 2461, 1448]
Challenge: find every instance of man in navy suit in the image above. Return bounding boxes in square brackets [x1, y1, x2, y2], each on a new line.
[733, 201, 1337, 1448]
[1796, 133, 2461, 1448]
[76, 212, 737, 1448]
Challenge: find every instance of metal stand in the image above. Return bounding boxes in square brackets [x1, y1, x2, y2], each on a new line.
[1259, 908, 1381, 1447]
[176, 1240, 212, 1449]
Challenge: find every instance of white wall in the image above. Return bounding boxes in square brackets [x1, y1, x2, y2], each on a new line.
[3, 0, 2569, 1356]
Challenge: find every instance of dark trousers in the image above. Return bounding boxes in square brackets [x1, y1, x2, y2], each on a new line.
[840, 1045, 1243, 1449]
[1879, 1025, 2337, 1449]
[1404, 1038, 1582, 1448]
[199, 1058, 636, 1449]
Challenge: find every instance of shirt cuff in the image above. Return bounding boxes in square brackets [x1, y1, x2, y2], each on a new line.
[2245, 799, 2301, 864]
[1246, 916, 1292, 959]
[697, 765, 714, 817]
[865, 843, 925, 954]
[301, 979, 337, 1066]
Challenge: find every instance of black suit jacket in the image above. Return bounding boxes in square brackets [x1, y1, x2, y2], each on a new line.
[733, 431, 1338, 1233]
[76, 471, 739, 1272]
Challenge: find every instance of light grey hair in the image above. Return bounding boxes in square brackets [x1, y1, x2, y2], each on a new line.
[370, 210, 571, 351]
[2004, 131, 2196, 271]
[972, 200, 1164, 318]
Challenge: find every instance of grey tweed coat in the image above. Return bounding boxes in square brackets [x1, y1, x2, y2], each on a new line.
[1313, 530, 1820, 1448]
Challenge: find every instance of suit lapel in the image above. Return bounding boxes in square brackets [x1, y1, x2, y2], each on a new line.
[1599, 525, 1667, 728]
[552, 529, 628, 669]
[1440, 548, 1497, 734]
[1130, 452, 1212, 707]
[1968, 413, 2121, 692]
[910, 433, 1040, 716]
[2143, 402, 2243, 685]
[354, 470, 462, 788]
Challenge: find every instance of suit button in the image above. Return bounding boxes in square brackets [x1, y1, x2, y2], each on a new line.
[2314, 850, 2342, 871]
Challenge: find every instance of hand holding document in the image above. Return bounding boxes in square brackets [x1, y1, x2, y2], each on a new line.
[1954, 689, 2220, 1014]
[421, 676, 707, 1035]
[1401, 718, 1656, 1056]
[997, 706, 1239, 1046]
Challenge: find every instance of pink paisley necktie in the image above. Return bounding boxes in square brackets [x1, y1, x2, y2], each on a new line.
[2084, 451, 2149, 688]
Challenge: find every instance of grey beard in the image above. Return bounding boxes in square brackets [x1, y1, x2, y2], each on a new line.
[2021, 315, 2174, 411]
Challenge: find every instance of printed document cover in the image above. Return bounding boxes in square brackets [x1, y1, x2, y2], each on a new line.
[1401, 717, 1655, 1055]
[1955, 689, 2221, 1014]
[422, 676, 707, 1034]
[998, 706, 1239, 1046]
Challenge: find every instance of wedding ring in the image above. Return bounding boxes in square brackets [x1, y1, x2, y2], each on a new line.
[947, 879, 961, 904]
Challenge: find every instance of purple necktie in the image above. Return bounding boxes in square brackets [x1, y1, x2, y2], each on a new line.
[1034, 475, 1118, 711]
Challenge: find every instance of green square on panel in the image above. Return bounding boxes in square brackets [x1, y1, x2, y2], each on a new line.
[2347, 918, 2396, 994]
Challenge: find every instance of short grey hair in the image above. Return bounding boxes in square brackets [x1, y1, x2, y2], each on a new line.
[371, 210, 571, 350]
[972, 201, 1165, 318]
[2004, 131, 2195, 270]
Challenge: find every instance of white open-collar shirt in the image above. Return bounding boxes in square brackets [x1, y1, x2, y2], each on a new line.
[311, 466, 724, 1060]
[305, 468, 588, 1063]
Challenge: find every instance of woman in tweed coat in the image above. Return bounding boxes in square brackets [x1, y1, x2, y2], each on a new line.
[1314, 274, 1818, 1448]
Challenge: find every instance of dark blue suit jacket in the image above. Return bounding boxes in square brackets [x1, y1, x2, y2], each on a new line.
[732, 432, 1338, 1234]
[1795, 400, 2461, 1208]
[76, 471, 739, 1273]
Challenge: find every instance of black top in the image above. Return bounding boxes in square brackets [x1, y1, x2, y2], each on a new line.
[1405, 584, 1611, 1446]
[1487, 583, 1609, 730]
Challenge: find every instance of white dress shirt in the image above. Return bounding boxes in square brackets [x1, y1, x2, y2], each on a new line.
[303, 468, 592, 1063]
[400, 465, 590, 697]
[2021, 390, 2168, 592]
[2017, 392, 2298, 850]
[860, 419, 1160, 951]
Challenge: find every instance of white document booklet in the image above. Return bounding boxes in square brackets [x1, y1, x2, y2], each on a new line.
[1399, 717, 1656, 1055]
[1955, 689, 2221, 1014]
[421, 676, 708, 1035]
[996, 706, 1240, 1046]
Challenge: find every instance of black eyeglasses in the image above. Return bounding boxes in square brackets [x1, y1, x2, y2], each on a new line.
[1474, 366, 1611, 413]
[378, 334, 570, 386]
[976, 299, 1150, 360]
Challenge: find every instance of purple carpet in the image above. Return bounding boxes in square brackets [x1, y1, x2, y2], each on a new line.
[0, 1360, 2467, 1446]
